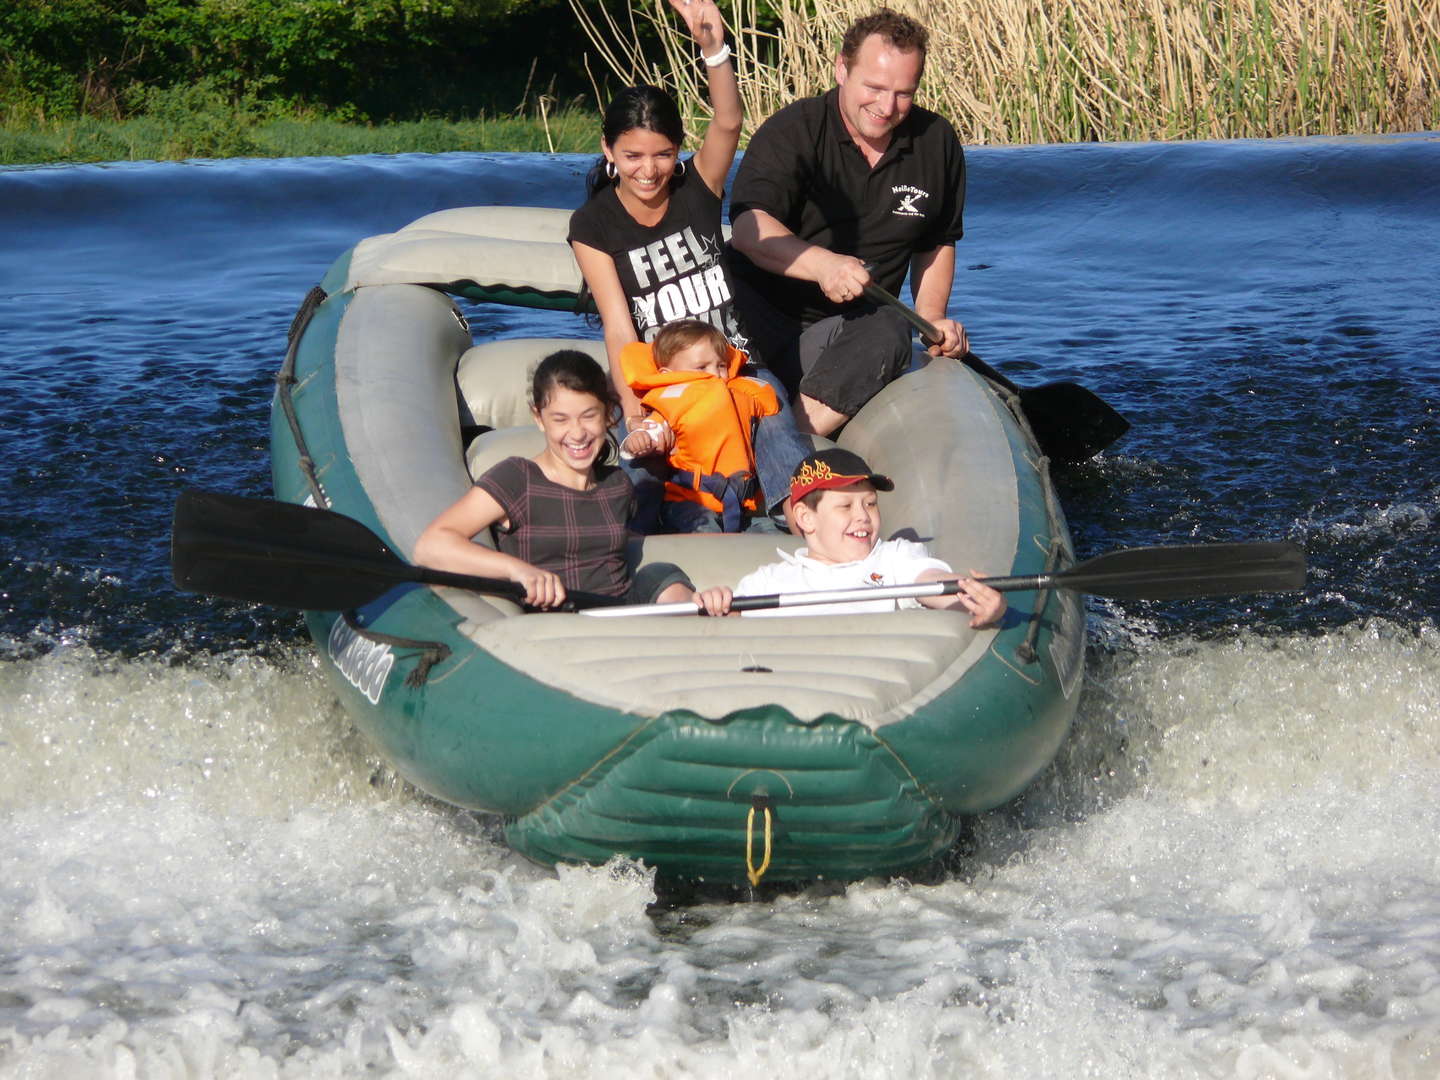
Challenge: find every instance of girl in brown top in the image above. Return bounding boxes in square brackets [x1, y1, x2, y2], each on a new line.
[415, 350, 729, 613]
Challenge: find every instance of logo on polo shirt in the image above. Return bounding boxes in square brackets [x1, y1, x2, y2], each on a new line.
[891, 184, 929, 218]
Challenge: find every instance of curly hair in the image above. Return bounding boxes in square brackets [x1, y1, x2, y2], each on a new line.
[839, 8, 929, 64]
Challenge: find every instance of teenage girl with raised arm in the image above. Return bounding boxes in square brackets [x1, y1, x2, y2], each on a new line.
[567, 0, 811, 530]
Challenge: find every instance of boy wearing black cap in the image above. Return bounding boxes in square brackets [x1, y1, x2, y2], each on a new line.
[727, 448, 1005, 623]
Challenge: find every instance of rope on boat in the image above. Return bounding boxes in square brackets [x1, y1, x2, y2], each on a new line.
[276, 283, 452, 687]
[1015, 447, 1066, 665]
[1018, 535, 1066, 666]
[340, 611, 451, 689]
[975, 373, 1067, 668]
[277, 285, 331, 512]
[745, 797, 774, 887]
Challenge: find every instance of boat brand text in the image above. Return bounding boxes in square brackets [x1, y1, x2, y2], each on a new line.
[328, 617, 394, 704]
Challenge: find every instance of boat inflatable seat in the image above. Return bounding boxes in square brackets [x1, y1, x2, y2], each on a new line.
[464, 424, 544, 483]
[447, 362, 1024, 725]
[347, 206, 585, 300]
[456, 338, 609, 430]
[346, 205, 730, 304]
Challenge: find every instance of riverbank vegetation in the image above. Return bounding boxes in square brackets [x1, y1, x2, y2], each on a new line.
[1, 84, 599, 165]
[2, 0, 1434, 165]
[585, 0, 1437, 144]
[1, 0, 612, 164]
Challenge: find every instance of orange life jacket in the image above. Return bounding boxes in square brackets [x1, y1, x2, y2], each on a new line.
[619, 341, 780, 521]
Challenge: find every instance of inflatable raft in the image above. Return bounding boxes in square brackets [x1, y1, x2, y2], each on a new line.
[269, 207, 1085, 884]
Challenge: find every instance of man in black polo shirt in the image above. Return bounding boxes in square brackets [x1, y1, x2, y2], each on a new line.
[727, 9, 968, 436]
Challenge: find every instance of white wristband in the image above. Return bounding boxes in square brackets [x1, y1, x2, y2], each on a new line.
[702, 43, 731, 67]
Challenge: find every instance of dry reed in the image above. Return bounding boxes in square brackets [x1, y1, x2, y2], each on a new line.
[570, 0, 1438, 144]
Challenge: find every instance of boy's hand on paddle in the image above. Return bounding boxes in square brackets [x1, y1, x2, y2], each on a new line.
[956, 571, 1005, 628]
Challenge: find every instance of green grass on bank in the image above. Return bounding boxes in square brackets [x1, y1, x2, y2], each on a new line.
[0, 108, 602, 166]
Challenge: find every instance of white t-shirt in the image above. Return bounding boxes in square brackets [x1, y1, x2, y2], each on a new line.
[734, 538, 952, 617]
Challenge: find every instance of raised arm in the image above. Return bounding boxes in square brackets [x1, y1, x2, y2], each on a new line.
[909, 244, 968, 357]
[668, 0, 741, 197]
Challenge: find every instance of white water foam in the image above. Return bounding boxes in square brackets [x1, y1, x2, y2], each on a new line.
[1298, 495, 1437, 547]
[2, 625, 1438, 1078]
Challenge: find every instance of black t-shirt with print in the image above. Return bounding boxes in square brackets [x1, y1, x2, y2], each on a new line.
[568, 169, 749, 351]
[727, 88, 966, 327]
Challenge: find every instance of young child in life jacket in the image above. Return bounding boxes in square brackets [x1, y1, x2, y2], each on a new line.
[618, 319, 780, 533]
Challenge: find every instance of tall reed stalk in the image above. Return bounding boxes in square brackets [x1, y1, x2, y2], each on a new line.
[570, 0, 1437, 144]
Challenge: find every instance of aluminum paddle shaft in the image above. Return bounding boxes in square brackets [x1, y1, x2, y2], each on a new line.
[583, 541, 1307, 617]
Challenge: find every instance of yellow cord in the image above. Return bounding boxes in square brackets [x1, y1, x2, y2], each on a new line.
[745, 804, 773, 887]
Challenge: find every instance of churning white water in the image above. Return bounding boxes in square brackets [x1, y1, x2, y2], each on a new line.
[4, 138, 1437, 1078]
[3, 621, 1438, 1079]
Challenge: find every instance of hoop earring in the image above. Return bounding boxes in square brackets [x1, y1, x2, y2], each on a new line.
[675, 157, 686, 177]
[605, 159, 617, 180]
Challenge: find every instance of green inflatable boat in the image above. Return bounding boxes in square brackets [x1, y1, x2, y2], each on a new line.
[269, 207, 1085, 885]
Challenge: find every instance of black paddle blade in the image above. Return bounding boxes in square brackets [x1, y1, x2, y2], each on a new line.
[862, 275, 1131, 466]
[171, 489, 418, 611]
[954, 352, 1128, 466]
[1017, 382, 1131, 467]
[1055, 541, 1307, 601]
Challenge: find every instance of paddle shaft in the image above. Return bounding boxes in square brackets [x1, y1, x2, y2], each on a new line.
[863, 280, 941, 344]
[582, 579, 964, 617]
[400, 565, 620, 610]
[583, 541, 1307, 617]
[860, 280, 1128, 465]
[863, 279, 1032, 394]
[175, 495, 1304, 617]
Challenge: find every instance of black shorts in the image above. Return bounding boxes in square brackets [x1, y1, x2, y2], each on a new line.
[793, 307, 912, 416]
[628, 560, 692, 603]
[733, 276, 912, 417]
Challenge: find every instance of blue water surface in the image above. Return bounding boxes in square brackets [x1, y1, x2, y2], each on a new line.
[2, 136, 1437, 656]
